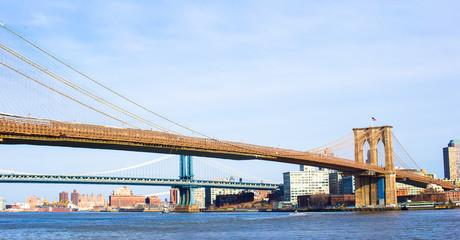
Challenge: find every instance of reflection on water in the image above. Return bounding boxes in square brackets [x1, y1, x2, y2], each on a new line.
[0, 210, 459, 239]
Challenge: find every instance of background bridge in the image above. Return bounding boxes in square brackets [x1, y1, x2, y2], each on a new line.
[0, 155, 280, 190]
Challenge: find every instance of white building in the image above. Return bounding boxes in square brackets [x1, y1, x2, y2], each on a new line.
[283, 165, 330, 203]
[193, 188, 206, 209]
[0, 197, 6, 211]
[205, 188, 243, 207]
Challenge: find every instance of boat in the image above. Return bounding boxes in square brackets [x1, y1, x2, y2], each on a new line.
[162, 206, 170, 214]
[37, 205, 78, 212]
[401, 201, 434, 210]
[37, 199, 78, 212]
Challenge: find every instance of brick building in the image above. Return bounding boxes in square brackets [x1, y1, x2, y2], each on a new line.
[298, 194, 355, 208]
[445, 190, 460, 202]
[109, 187, 146, 208]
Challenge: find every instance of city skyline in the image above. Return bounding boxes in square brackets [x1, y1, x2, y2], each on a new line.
[1, 1, 460, 202]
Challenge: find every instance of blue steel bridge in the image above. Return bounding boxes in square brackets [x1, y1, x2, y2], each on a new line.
[0, 155, 281, 190]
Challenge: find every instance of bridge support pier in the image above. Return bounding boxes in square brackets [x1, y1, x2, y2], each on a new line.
[353, 126, 397, 207]
[174, 155, 199, 213]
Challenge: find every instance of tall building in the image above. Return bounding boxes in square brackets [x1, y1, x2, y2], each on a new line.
[341, 175, 355, 195]
[59, 191, 69, 204]
[283, 165, 329, 203]
[194, 188, 205, 208]
[71, 190, 80, 205]
[170, 189, 179, 204]
[443, 140, 460, 180]
[329, 171, 343, 195]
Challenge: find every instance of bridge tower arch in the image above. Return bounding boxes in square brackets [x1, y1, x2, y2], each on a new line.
[353, 126, 397, 206]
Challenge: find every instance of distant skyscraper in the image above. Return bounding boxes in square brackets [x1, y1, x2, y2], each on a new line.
[443, 140, 460, 180]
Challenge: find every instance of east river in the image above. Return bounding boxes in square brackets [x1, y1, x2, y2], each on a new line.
[0, 209, 459, 239]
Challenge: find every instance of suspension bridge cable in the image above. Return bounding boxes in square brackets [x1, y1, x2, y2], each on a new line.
[393, 152, 411, 169]
[392, 133, 422, 170]
[0, 60, 138, 128]
[198, 158, 275, 183]
[0, 43, 179, 134]
[0, 23, 212, 138]
[310, 137, 354, 154]
[307, 132, 353, 152]
[81, 155, 174, 176]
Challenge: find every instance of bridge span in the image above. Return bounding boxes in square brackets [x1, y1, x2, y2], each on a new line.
[0, 116, 454, 190]
[0, 174, 280, 190]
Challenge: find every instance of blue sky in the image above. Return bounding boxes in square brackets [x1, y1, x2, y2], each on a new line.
[1, 0, 459, 203]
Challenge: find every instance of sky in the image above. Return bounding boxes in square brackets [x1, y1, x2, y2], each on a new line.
[0, 0, 459, 203]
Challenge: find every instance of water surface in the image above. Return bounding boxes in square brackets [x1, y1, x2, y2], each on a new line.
[1, 209, 459, 239]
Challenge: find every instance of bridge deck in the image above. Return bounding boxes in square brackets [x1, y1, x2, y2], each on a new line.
[0, 116, 454, 189]
[0, 174, 280, 190]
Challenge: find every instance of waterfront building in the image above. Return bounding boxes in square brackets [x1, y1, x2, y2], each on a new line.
[146, 195, 162, 206]
[215, 192, 254, 207]
[341, 175, 355, 194]
[194, 188, 205, 209]
[109, 187, 146, 208]
[298, 194, 355, 208]
[443, 140, 460, 180]
[283, 165, 329, 203]
[205, 187, 243, 207]
[170, 189, 179, 204]
[59, 191, 69, 204]
[396, 182, 424, 196]
[329, 171, 342, 195]
[446, 189, 460, 202]
[71, 190, 80, 205]
[0, 197, 5, 211]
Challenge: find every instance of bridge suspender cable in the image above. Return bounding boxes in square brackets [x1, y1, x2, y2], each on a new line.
[392, 133, 422, 170]
[307, 132, 353, 152]
[81, 155, 174, 176]
[0, 43, 179, 134]
[0, 23, 212, 139]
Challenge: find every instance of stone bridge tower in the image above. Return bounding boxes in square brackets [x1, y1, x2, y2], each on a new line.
[353, 126, 397, 206]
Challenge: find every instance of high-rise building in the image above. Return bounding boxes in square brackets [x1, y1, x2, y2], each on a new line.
[71, 190, 80, 205]
[341, 175, 355, 195]
[329, 171, 343, 195]
[283, 165, 329, 203]
[443, 140, 460, 180]
[170, 189, 179, 204]
[59, 191, 69, 204]
[194, 188, 205, 208]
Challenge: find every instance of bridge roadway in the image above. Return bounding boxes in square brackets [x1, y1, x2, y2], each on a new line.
[0, 116, 454, 189]
[0, 173, 280, 190]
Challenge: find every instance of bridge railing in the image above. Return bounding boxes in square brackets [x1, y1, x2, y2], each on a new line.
[0, 116, 402, 172]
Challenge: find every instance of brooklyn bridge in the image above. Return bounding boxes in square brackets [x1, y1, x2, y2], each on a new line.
[0, 23, 454, 211]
